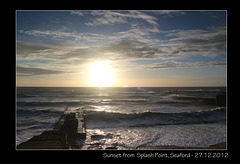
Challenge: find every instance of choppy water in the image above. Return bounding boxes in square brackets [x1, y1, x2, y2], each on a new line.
[16, 87, 226, 148]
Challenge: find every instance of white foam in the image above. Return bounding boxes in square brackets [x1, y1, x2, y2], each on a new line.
[82, 123, 226, 149]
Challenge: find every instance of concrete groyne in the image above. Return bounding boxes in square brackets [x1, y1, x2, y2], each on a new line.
[17, 107, 86, 149]
[216, 92, 226, 106]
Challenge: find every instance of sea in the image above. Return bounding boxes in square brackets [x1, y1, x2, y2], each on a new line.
[16, 87, 227, 149]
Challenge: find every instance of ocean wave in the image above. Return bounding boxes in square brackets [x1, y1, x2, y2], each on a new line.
[85, 107, 226, 129]
[17, 93, 38, 98]
[17, 98, 149, 108]
[177, 89, 203, 92]
[17, 101, 83, 107]
[17, 108, 63, 115]
[122, 91, 156, 94]
[101, 99, 148, 103]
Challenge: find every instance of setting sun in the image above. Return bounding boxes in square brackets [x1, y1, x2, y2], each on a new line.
[88, 61, 115, 87]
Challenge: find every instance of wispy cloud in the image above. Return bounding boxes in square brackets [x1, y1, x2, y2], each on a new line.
[17, 66, 65, 76]
[72, 10, 160, 27]
[17, 40, 161, 62]
[17, 41, 72, 60]
[151, 10, 186, 17]
[159, 27, 226, 58]
[71, 10, 185, 27]
[85, 10, 128, 26]
[142, 61, 226, 70]
[103, 40, 161, 59]
[18, 29, 106, 43]
[70, 10, 84, 16]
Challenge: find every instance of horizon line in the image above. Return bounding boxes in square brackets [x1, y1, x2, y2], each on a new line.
[16, 86, 227, 88]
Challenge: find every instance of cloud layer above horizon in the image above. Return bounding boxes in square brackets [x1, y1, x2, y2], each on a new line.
[16, 10, 226, 86]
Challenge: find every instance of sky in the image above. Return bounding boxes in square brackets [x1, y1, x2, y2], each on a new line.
[16, 10, 227, 87]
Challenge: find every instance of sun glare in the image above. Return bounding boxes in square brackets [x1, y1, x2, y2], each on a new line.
[88, 61, 115, 87]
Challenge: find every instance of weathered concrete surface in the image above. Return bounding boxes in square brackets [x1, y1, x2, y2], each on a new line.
[17, 130, 67, 149]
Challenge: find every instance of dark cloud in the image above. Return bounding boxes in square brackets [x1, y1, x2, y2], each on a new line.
[142, 61, 226, 70]
[17, 66, 64, 76]
[17, 42, 52, 58]
[166, 27, 226, 57]
[104, 40, 160, 59]
[55, 40, 161, 61]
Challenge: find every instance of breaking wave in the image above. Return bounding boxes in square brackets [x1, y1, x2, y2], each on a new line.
[17, 108, 63, 115]
[85, 107, 226, 129]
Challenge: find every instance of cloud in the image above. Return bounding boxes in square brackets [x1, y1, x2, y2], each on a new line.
[79, 10, 159, 27]
[128, 10, 159, 26]
[112, 25, 160, 43]
[70, 10, 84, 16]
[152, 10, 186, 17]
[62, 40, 161, 61]
[161, 27, 226, 57]
[85, 10, 128, 26]
[17, 42, 51, 58]
[17, 66, 64, 76]
[17, 41, 72, 60]
[18, 29, 107, 44]
[104, 40, 160, 58]
[17, 39, 161, 62]
[18, 29, 79, 40]
[71, 10, 186, 27]
[142, 61, 226, 70]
